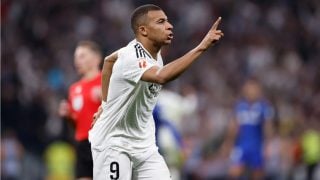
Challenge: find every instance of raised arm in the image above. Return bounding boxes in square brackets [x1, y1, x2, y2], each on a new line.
[219, 117, 239, 157]
[141, 17, 223, 84]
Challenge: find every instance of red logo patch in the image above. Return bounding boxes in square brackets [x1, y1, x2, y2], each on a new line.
[139, 59, 147, 68]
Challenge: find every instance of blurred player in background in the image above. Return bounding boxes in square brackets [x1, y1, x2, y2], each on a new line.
[59, 41, 102, 180]
[89, 4, 223, 180]
[155, 88, 198, 179]
[1, 129, 24, 180]
[222, 78, 274, 179]
[153, 103, 184, 180]
[301, 118, 320, 180]
[153, 104, 183, 152]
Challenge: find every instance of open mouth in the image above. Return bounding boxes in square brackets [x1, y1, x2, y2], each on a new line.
[167, 33, 174, 40]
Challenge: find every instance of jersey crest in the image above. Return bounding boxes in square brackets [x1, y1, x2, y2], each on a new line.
[147, 83, 162, 98]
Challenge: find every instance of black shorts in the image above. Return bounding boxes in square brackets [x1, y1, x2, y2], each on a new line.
[75, 139, 93, 178]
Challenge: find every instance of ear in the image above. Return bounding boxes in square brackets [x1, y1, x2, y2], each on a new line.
[138, 26, 148, 37]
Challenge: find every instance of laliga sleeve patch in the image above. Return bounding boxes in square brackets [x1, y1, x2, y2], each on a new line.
[138, 59, 147, 68]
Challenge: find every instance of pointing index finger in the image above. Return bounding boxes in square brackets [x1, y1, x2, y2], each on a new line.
[212, 17, 222, 30]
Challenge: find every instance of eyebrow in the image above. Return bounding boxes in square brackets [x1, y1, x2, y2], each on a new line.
[156, 17, 167, 22]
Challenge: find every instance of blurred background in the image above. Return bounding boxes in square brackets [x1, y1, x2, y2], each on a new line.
[1, 0, 320, 179]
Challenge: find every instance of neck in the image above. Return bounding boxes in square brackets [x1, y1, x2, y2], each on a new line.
[136, 37, 161, 59]
[82, 69, 99, 80]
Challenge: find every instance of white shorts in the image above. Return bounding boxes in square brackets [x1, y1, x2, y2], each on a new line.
[92, 147, 171, 180]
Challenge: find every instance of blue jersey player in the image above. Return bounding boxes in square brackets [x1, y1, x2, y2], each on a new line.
[153, 104, 183, 152]
[223, 78, 274, 179]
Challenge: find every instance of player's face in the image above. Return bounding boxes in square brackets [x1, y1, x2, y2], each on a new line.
[145, 10, 173, 45]
[243, 81, 261, 101]
[74, 46, 98, 75]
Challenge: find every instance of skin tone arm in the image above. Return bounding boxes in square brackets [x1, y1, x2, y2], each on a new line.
[58, 100, 76, 128]
[101, 51, 118, 102]
[220, 117, 273, 156]
[92, 52, 118, 125]
[220, 117, 239, 158]
[58, 99, 70, 118]
[141, 17, 223, 84]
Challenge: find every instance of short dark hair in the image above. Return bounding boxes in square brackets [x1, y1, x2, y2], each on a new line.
[77, 40, 102, 59]
[131, 4, 162, 34]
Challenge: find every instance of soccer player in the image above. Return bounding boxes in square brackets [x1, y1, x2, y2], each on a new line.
[153, 104, 183, 151]
[222, 78, 274, 179]
[59, 41, 102, 180]
[89, 4, 223, 180]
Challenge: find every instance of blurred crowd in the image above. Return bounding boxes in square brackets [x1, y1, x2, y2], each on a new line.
[2, 0, 320, 179]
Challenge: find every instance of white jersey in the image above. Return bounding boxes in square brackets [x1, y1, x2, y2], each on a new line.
[89, 39, 163, 153]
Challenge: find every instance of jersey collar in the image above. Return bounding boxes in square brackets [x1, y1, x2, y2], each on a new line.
[135, 39, 158, 61]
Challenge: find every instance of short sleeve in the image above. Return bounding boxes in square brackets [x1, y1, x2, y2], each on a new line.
[121, 48, 157, 84]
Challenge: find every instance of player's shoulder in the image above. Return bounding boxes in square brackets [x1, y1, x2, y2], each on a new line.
[118, 40, 138, 58]
[70, 79, 82, 87]
[69, 80, 82, 92]
[89, 73, 102, 85]
[259, 99, 272, 108]
[94, 72, 102, 80]
[235, 98, 247, 107]
[119, 39, 152, 60]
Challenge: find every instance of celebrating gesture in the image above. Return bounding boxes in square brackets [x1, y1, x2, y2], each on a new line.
[198, 17, 224, 51]
[89, 4, 224, 180]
